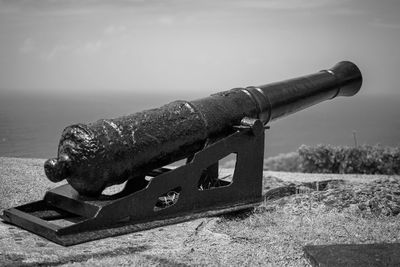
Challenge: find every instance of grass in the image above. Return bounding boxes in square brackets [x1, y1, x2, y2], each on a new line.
[210, 193, 400, 266]
[1, 157, 400, 266]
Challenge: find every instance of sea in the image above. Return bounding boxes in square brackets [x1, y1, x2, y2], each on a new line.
[0, 91, 399, 160]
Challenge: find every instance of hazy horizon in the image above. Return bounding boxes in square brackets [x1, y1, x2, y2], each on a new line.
[0, 92, 399, 159]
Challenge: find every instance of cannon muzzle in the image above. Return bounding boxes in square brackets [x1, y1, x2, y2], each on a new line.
[45, 61, 362, 196]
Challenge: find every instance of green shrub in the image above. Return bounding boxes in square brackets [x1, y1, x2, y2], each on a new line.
[263, 152, 301, 172]
[299, 144, 400, 174]
[298, 144, 336, 173]
[264, 144, 400, 175]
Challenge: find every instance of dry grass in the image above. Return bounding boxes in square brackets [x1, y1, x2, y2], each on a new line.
[1, 158, 400, 266]
[211, 194, 400, 266]
[0, 157, 61, 210]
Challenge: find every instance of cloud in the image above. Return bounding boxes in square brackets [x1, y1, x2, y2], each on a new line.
[104, 25, 127, 35]
[79, 40, 104, 54]
[45, 44, 72, 60]
[0, 0, 353, 19]
[0, 0, 157, 15]
[19, 38, 35, 53]
[157, 16, 174, 25]
[45, 40, 106, 61]
[231, 0, 343, 10]
[372, 18, 400, 30]
[330, 7, 366, 16]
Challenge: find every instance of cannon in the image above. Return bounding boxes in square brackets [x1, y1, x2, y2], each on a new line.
[2, 61, 362, 245]
[45, 61, 362, 196]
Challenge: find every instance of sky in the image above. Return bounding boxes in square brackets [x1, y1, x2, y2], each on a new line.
[0, 0, 400, 97]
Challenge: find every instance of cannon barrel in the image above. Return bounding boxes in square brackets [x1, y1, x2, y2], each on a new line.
[45, 61, 362, 196]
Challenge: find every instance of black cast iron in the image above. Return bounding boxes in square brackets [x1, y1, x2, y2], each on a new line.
[2, 118, 265, 245]
[44, 61, 362, 196]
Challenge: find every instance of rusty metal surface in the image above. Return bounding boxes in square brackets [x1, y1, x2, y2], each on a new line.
[44, 61, 362, 196]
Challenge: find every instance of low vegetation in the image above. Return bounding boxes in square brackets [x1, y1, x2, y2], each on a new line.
[212, 176, 400, 266]
[264, 144, 400, 174]
[263, 152, 301, 172]
[2, 157, 400, 266]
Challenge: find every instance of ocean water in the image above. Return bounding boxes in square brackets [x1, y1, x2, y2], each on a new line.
[0, 92, 399, 159]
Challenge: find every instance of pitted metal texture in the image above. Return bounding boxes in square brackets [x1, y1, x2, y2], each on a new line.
[45, 100, 207, 196]
[44, 61, 362, 196]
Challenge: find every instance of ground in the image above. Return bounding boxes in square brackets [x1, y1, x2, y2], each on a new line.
[1, 157, 400, 266]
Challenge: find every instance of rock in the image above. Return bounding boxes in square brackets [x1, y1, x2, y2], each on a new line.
[358, 203, 367, 211]
[368, 198, 381, 216]
[304, 243, 400, 266]
[389, 204, 400, 216]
